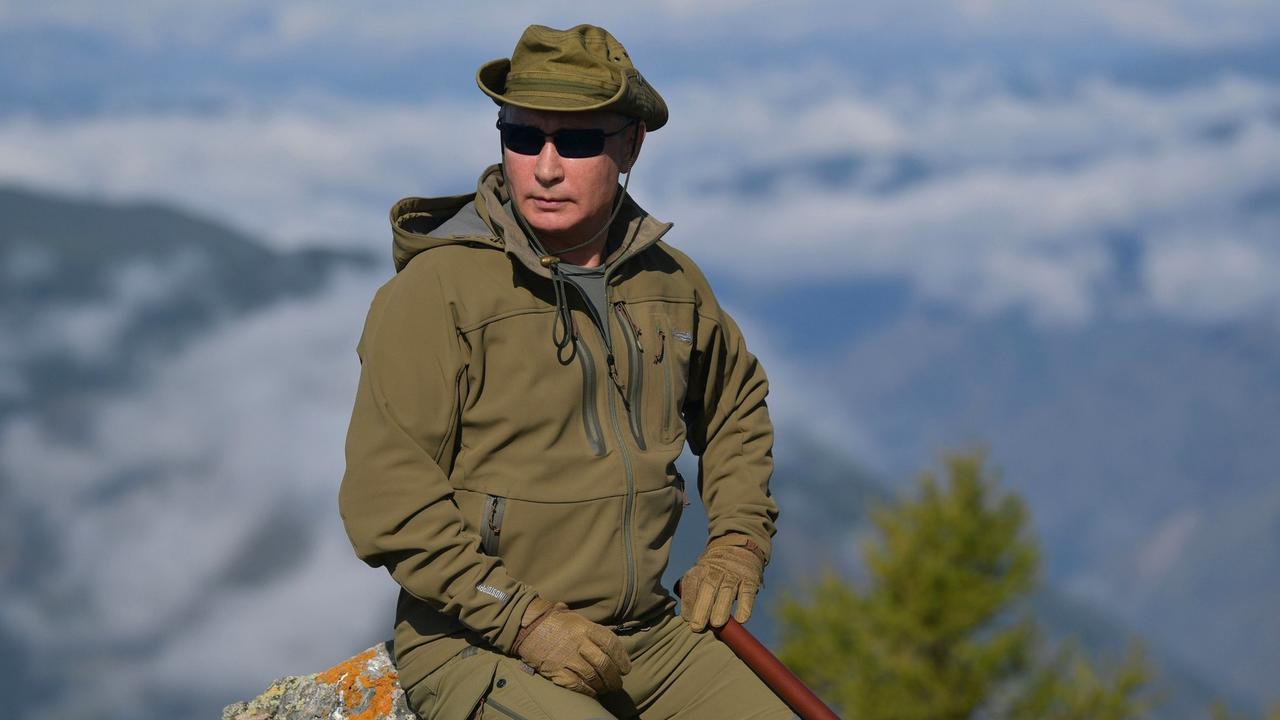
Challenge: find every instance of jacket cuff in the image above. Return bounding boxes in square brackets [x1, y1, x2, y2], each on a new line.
[448, 571, 539, 654]
[707, 522, 774, 565]
[708, 533, 767, 564]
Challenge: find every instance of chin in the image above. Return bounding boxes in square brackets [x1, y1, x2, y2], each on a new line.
[523, 208, 583, 237]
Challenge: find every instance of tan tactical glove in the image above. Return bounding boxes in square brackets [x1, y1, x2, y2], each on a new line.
[512, 597, 631, 697]
[679, 534, 767, 632]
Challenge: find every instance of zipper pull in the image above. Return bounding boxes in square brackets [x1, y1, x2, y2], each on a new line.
[486, 499, 502, 536]
[607, 353, 629, 406]
[614, 301, 644, 353]
[654, 330, 666, 364]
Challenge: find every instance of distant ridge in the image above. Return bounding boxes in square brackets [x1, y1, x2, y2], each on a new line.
[0, 183, 377, 423]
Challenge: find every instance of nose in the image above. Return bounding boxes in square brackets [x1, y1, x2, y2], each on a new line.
[533, 137, 564, 186]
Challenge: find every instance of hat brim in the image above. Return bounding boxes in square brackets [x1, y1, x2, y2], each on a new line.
[476, 58, 667, 130]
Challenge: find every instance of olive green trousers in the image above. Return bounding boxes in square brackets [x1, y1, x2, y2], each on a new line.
[405, 611, 794, 719]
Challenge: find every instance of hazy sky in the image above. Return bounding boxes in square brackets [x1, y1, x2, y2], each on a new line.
[2, 3, 1279, 716]
[3, 1, 1278, 325]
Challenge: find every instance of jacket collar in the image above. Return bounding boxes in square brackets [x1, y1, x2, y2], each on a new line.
[473, 164, 673, 279]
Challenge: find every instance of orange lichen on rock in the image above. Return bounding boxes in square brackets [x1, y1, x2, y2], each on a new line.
[316, 646, 378, 685]
[223, 643, 414, 720]
[316, 646, 400, 720]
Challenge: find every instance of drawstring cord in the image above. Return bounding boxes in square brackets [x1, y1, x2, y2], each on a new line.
[499, 158, 633, 365]
[549, 264, 578, 364]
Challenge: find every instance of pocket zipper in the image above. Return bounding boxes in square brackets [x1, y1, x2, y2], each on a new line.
[575, 336, 606, 457]
[614, 301, 647, 451]
[481, 495, 506, 556]
[657, 326, 673, 441]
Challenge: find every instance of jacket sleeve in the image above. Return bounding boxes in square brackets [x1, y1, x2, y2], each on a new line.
[683, 272, 779, 561]
[338, 263, 536, 653]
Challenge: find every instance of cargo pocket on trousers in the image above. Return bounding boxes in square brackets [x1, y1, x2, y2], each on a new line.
[484, 659, 617, 720]
[409, 647, 500, 720]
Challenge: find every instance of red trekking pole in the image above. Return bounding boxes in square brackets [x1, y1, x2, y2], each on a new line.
[675, 581, 841, 720]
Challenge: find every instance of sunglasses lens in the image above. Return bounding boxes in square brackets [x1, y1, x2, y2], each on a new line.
[500, 123, 610, 158]
[553, 129, 605, 158]
[501, 124, 546, 155]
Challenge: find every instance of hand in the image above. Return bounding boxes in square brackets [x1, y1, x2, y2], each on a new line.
[512, 597, 632, 697]
[679, 534, 766, 632]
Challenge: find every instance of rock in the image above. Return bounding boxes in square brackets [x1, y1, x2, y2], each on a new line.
[222, 642, 417, 720]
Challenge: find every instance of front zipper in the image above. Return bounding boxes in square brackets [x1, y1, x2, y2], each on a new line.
[605, 368, 638, 618]
[562, 283, 638, 618]
[574, 336, 606, 457]
[602, 286, 638, 619]
[559, 269, 648, 620]
[480, 495, 506, 556]
[614, 301, 647, 451]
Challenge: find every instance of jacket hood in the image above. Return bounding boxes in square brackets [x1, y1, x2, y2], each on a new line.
[389, 187, 499, 274]
[389, 164, 672, 276]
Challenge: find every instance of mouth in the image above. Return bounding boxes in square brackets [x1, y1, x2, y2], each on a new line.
[530, 197, 569, 210]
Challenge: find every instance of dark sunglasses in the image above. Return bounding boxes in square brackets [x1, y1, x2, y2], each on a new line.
[496, 119, 636, 159]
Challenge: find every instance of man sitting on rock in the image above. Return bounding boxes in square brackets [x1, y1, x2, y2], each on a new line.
[339, 22, 787, 720]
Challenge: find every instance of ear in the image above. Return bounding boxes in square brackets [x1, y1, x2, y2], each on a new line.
[622, 122, 646, 173]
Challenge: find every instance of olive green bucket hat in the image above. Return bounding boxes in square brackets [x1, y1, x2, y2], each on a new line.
[477, 24, 668, 131]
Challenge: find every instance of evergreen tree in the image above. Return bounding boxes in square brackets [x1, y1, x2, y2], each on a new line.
[777, 451, 1151, 719]
[1009, 642, 1151, 720]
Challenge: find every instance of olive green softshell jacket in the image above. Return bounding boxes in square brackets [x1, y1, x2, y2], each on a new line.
[339, 165, 778, 691]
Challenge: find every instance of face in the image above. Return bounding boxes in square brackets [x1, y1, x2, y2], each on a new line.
[500, 106, 644, 250]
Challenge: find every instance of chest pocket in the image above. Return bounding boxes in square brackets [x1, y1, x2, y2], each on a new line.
[644, 306, 695, 446]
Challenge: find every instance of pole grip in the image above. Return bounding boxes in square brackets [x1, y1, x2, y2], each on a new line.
[675, 581, 841, 719]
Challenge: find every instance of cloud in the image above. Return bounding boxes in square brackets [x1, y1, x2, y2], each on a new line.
[4, 4, 1279, 714]
[0, 253, 834, 717]
[3, 69, 1277, 327]
[4, 0, 1277, 56]
[0, 99, 498, 248]
[727, 307, 880, 464]
[645, 73, 1280, 324]
[1145, 235, 1280, 322]
[0, 266, 393, 717]
[11, 250, 209, 363]
[1082, 0, 1267, 49]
